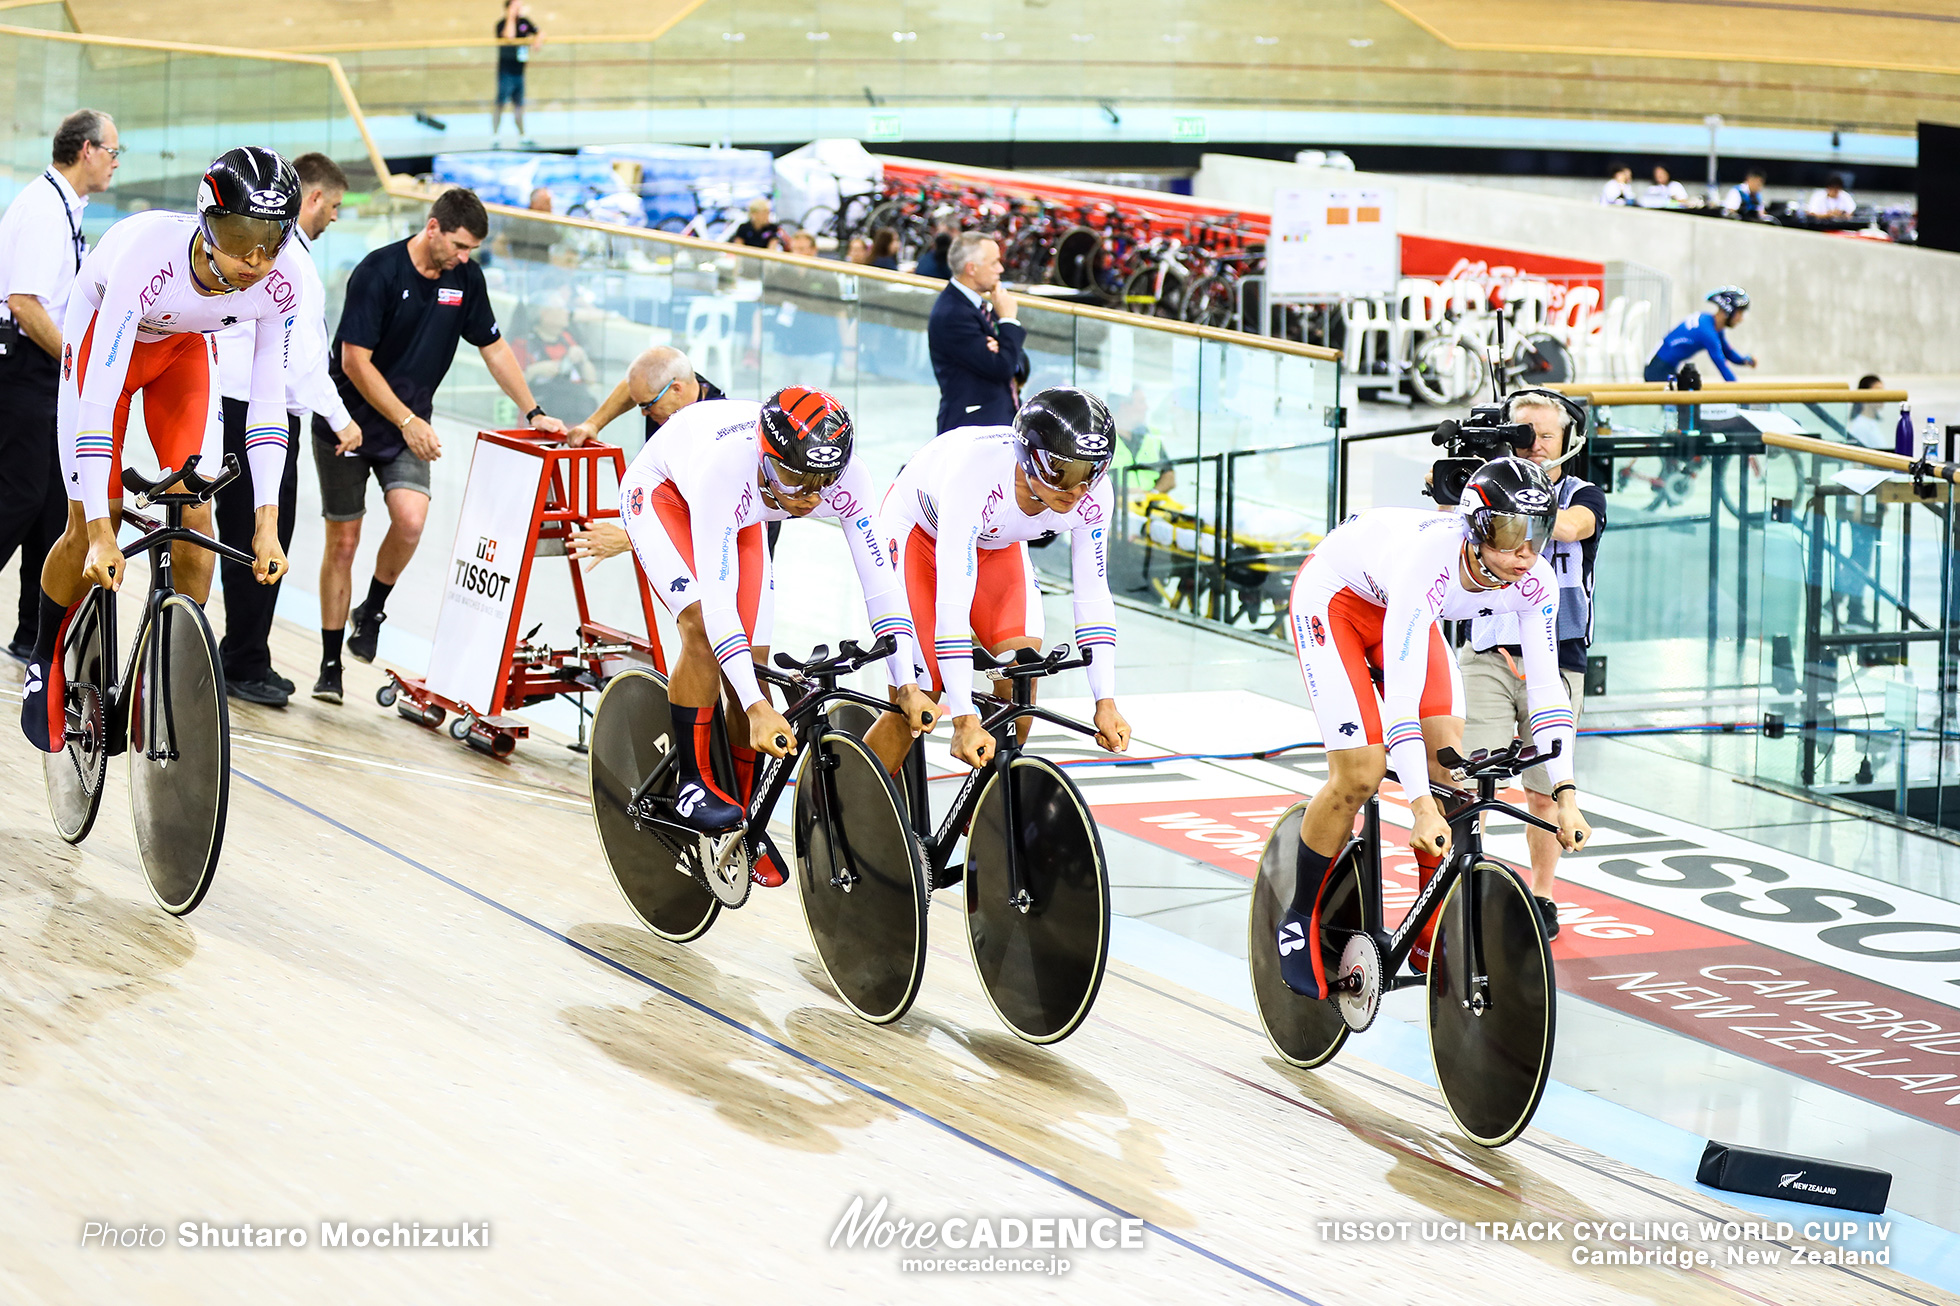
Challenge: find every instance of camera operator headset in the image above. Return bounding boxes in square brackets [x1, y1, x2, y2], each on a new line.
[1455, 387, 1606, 936]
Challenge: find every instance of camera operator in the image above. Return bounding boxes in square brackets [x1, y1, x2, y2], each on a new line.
[1455, 390, 1604, 938]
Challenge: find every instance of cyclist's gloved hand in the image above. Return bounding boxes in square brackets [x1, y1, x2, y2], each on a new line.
[1092, 699, 1130, 754]
[950, 714, 994, 769]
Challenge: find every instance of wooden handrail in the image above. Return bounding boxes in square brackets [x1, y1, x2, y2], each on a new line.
[1764, 430, 1960, 484]
[1587, 388, 1906, 406]
[1555, 380, 1849, 395]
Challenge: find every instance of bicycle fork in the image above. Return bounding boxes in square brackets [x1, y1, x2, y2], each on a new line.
[143, 528, 179, 765]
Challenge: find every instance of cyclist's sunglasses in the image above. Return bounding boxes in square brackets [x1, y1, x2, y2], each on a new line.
[1483, 512, 1554, 553]
[637, 379, 679, 416]
[202, 211, 294, 263]
[1027, 449, 1107, 494]
[763, 454, 842, 497]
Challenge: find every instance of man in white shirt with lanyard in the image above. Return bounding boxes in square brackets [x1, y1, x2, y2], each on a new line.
[0, 109, 118, 662]
[213, 152, 361, 707]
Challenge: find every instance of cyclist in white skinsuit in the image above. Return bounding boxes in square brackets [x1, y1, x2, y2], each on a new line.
[617, 389, 935, 885]
[863, 388, 1131, 776]
[22, 147, 301, 754]
[1275, 457, 1592, 999]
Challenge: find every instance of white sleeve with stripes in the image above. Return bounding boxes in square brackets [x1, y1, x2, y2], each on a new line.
[833, 466, 917, 690]
[1069, 486, 1117, 702]
[242, 311, 293, 510]
[1515, 560, 1576, 788]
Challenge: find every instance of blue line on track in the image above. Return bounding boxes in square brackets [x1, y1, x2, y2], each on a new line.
[232, 766, 1324, 1305]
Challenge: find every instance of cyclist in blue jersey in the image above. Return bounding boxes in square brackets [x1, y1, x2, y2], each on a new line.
[1645, 286, 1754, 382]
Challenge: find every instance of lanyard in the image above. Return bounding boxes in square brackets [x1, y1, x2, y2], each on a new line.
[45, 171, 82, 271]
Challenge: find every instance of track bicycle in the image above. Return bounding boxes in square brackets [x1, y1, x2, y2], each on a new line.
[875, 644, 1113, 1045]
[1249, 738, 1562, 1147]
[46, 456, 256, 916]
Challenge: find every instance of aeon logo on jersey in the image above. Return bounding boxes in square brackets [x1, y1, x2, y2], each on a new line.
[829, 489, 860, 518]
[1080, 498, 1104, 525]
[138, 263, 174, 310]
[261, 269, 296, 313]
[1515, 573, 1548, 604]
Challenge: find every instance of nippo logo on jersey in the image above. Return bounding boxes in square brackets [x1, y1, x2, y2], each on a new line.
[437, 288, 464, 307]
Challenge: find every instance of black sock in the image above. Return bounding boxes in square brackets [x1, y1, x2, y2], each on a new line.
[668, 703, 708, 787]
[322, 628, 344, 665]
[33, 589, 67, 666]
[1290, 840, 1333, 915]
[363, 577, 394, 615]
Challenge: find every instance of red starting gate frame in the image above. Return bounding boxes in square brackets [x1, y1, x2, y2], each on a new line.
[381, 430, 665, 758]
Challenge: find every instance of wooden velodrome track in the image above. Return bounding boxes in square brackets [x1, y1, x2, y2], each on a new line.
[0, 575, 1950, 1304]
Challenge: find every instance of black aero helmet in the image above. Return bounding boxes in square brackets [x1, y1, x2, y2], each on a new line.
[1706, 285, 1750, 317]
[758, 386, 853, 494]
[196, 146, 300, 264]
[1461, 455, 1557, 553]
[1012, 387, 1115, 493]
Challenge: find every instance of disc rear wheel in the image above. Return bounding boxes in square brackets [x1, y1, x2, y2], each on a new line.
[1427, 861, 1557, 1148]
[588, 667, 720, 943]
[1249, 803, 1365, 1067]
[45, 588, 112, 844]
[794, 731, 927, 1024]
[966, 755, 1110, 1044]
[128, 595, 228, 916]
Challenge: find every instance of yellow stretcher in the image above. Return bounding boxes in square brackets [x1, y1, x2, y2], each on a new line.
[1122, 490, 1323, 632]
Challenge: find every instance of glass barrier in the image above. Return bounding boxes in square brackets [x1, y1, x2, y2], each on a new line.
[312, 198, 1343, 647]
[0, 29, 379, 210]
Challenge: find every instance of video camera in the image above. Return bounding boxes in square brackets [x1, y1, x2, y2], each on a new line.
[1426, 406, 1537, 506]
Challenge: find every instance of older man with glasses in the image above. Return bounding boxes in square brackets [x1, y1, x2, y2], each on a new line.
[0, 109, 119, 662]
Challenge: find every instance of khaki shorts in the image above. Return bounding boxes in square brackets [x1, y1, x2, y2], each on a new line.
[1459, 647, 1584, 796]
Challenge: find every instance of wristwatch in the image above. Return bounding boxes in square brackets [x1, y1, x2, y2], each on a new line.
[525, 405, 546, 422]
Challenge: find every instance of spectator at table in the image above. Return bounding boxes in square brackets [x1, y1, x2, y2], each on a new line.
[729, 198, 782, 250]
[1846, 373, 1888, 448]
[1723, 170, 1769, 219]
[868, 228, 900, 271]
[514, 301, 596, 420]
[1599, 164, 1635, 206]
[1806, 174, 1856, 217]
[785, 228, 818, 258]
[1640, 165, 1688, 208]
[915, 226, 955, 278]
[846, 235, 873, 265]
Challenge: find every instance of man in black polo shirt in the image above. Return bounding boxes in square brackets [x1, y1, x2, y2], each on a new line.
[312, 187, 564, 704]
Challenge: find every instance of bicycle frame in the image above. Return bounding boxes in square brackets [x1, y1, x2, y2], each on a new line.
[73, 464, 253, 762]
[1344, 759, 1561, 1001]
[896, 660, 1101, 907]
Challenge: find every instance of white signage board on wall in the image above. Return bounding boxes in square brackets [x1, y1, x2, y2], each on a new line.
[1267, 187, 1398, 299]
[424, 438, 545, 714]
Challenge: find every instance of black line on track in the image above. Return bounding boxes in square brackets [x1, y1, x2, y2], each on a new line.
[232, 767, 1325, 1306]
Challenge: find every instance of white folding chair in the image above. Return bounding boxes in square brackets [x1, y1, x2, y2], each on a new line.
[1619, 301, 1652, 380]
[1588, 295, 1626, 380]
[1394, 278, 1445, 367]
[685, 295, 737, 383]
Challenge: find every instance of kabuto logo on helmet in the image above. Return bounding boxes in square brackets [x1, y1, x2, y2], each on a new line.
[805, 443, 845, 468]
[248, 188, 290, 213]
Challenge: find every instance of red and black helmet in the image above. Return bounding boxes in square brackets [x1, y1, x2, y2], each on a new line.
[195, 146, 300, 263]
[758, 387, 853, 494]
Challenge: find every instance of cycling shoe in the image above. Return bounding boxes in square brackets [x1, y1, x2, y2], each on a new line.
[1275, 904, 1328, 1000]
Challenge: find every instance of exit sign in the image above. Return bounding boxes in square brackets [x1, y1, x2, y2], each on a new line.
[1172, 114, 1208, 143]
[866, 113, 903, 142]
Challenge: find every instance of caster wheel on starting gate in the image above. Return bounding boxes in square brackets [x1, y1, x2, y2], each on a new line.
[376, 682, 397, 707]
[450, 714, 473, 741]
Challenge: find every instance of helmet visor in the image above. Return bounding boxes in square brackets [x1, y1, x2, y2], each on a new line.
[1481, 510, 1555, 553]
[1026, 446, 1107, 493]
[203, 211, 293, 263]
[763, 454, 843, 496]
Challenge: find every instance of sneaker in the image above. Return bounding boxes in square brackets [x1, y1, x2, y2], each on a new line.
[19, 656, 63, 753]
[1535, 896, 1561, 941]
[4, 638, 31, 664]
[269, 669, 296, 695]
[227, 675, 290, 708]
[749, 829, 787, 888]
[1275, 905, 1328, 1000]
[672, 778, 744, 834]
[346, 601, 387, 663]
[312, 660, 344, 705]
